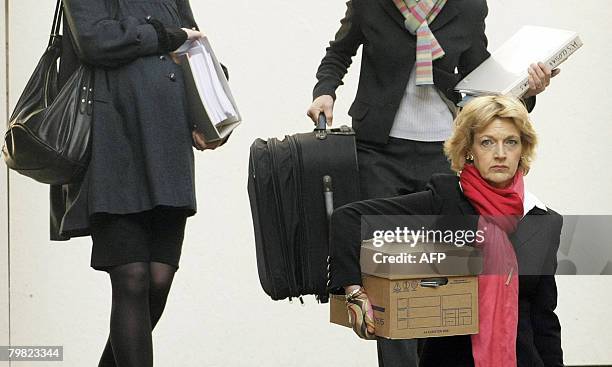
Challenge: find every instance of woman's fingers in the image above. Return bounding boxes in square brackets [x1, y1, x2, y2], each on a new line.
[528, 73, 536, 92]
[192, 130, 206, 150]
[182, 28, 204, 41]
[323, 104, 334, 126]
[207, 140, 223, 150]
[306, 107, 319, 124]
[525, 62, 558, 97]
[192, 130, 223, 151]
[192, 130, 202, 149]
[346, 294, 376, 340]
[306, 95, 335, 125]
[536, 62, 551, 87]
[528, 65, 543, 89]
[365, 301, 375, 335]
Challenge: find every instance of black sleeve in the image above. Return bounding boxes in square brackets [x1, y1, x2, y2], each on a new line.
[521, 95, 536, 113]
[328, 190, 439, 293]
[457, 0, 490, 84]
[146, 18, 188, 53]
[63, 0, 160, 68]
[531, 214, 564, 367]
[313, 0, 365, 100]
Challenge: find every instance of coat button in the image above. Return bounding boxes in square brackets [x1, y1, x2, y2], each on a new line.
[145, 15, 152, 21]
[159, 55, 166, 61]
[168, 72, 176, 81]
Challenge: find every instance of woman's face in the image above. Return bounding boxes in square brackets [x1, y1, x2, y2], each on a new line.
[469, 118, 523, 188]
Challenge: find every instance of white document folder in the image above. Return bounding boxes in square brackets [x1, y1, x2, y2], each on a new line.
[455, 26, 583, 99]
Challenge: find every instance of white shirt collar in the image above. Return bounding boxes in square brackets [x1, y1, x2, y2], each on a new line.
[458, 181, 548, 217]
[523, 189, 548, 217]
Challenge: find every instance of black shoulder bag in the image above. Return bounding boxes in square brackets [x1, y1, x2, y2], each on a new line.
[2, 0, 94, 185]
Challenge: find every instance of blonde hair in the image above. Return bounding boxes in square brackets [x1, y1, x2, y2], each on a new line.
[444, 95, 538, 174]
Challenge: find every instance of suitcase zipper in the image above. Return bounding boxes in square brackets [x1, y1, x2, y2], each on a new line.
[249, 142, 278, 299]
[287, 136, 310, 294]
[268, 138, 299, 297]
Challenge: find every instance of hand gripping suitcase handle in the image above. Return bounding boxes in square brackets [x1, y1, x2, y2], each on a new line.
[316, 113, 328, 130]
[315, 114, 328, 140]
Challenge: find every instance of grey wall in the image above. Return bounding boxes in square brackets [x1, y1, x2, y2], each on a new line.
[1, 0, 611, 366]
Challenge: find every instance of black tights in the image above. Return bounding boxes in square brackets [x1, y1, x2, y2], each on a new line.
[97, 262, 177, 367]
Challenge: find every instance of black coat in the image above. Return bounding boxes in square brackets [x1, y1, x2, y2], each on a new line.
[328, 174, 563, 367]
[50, 0, 201, 240]
[313, 0, 536, 144]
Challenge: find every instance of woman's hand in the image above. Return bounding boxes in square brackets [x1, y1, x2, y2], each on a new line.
[169, 28, 204, 63]
[524, 62, 561, 98]
[345, 285, 376, 340]
[182, 28, 204, 41]
[192, 129, 225, 151]
[307, 95, 335, 126]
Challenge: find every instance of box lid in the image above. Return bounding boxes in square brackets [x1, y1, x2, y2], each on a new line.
[360, 239, 482, 279]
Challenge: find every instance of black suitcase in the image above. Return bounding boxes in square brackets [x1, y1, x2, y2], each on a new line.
[248, 116, 360, 303]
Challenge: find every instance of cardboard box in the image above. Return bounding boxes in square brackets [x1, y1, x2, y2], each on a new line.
[330, 240, 480, 339]
[330, 275, 478, 339]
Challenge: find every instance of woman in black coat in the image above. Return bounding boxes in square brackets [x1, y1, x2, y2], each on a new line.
[329, 95, 563, 367]
[50, 1, 225, 365]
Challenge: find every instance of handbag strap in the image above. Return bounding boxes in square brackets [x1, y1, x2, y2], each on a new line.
[48, 0, 63, 47]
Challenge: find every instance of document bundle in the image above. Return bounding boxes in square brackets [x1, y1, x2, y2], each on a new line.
[176, 37, 241, 142]
[455, 25, 583, 104]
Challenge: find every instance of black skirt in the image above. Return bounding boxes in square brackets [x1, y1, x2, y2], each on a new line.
[89, 206, 189, 272]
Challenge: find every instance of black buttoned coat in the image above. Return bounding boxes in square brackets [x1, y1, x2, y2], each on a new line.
[50, 0, 200, 240]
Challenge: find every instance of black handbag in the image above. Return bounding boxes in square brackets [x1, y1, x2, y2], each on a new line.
[2, 0, 93, 185]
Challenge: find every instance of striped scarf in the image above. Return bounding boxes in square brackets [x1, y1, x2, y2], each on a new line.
[392, 0, 447, 85]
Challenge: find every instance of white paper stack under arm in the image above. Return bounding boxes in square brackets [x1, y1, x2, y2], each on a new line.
[177, 37, 241, 142]
[455, 25, 583, 106]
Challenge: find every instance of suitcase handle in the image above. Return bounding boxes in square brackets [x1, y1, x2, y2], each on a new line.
[315, 114, 328, 140]
[323, 175, 334, 220]
[316, 113, 328, 130]
[315, 114, 353, 136]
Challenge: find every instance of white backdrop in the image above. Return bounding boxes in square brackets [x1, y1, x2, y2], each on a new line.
[1, 0, 611, 366]
[0, 0, 9, 363]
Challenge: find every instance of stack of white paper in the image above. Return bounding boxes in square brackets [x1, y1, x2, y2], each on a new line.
[187, 41, 237, 124]
[177, 37, 241, 142]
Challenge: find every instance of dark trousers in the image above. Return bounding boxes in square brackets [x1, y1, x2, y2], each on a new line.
[356, 137, 452, 367]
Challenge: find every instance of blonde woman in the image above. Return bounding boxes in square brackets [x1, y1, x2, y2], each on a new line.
[329, 95, 563, 367]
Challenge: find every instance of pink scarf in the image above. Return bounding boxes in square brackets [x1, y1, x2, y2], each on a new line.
[460, 164, 523, 367]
